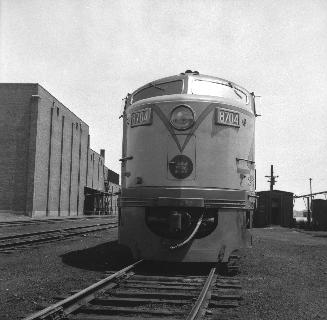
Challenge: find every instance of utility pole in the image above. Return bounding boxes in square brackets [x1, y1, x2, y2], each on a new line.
[265, 165, 278, 225]
[308, 178, 313, 225]
[265, 165, 278, 191]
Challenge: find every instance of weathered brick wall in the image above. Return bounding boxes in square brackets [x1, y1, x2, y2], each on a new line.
[0, 84, 38, 216]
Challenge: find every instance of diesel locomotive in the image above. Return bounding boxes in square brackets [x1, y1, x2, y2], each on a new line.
[118, 70, 256, 263]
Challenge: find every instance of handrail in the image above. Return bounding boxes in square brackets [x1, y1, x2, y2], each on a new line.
[236, 157, 255, 164]
[119, 156, 133, 162]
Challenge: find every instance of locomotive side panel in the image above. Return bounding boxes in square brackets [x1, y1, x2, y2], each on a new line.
[124, 109, 168, 187]
[196, 104, 255, 191]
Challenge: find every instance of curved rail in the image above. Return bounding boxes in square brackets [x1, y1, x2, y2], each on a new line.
[23, 260, 143, 320]
[187, 267, 216, 320]
[23, 262, 241, 320]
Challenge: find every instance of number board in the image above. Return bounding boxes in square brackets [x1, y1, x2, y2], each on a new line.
[130, 107, 152, 127]
[215, 107, 240, 127]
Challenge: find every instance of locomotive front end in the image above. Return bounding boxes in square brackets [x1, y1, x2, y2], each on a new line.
[119, 71, 256, 263]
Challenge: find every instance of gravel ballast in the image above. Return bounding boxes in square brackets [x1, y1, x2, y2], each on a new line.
[0, 227, 133, 320]
[239, 227, 327, 320]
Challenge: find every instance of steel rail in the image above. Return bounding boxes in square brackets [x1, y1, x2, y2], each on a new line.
[0, 227, 116, 250]
[0, 222, 116, 241]
[23, 260, 143, 320]
[0, 224, 117, 250]
[0, 216, 115, 227]
[186, 267, 216, 320]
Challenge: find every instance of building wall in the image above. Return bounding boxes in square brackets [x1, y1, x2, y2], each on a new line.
[84, 151, 120, 215]
[104, 167, 120, 214]
[32, 85, 89, 217]
[312, 199, 327, 228]
[0, 83, 119, 218]
[87, 149, 106, 191]
[0, 84, 38, 215]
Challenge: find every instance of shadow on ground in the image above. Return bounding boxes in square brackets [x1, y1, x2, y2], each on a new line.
[61, 240, 134, 271]
[61, 241, 240, 276]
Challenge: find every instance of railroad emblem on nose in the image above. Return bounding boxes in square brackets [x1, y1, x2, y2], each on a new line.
[168, 155, 193, 179]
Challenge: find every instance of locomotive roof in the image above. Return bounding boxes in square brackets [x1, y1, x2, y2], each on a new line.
[134, 71, 250, 95]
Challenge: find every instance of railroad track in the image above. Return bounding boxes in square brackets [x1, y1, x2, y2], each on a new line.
[0, 216, 116, 228]
[0, 222, 117, 253]
[23, 261, 242, 320]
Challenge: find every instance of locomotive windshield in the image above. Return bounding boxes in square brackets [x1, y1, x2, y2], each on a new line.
[191, 79, 248, 104]
[132, 80, 183, 103]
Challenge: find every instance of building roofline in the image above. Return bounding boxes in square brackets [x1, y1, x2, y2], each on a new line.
[257, 190, 294, 194]
[0, 82, 88, 126]
[36, 83, 88, 126]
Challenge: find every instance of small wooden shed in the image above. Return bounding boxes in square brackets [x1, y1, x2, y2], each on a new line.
[254, 190, 294, 227]
[312, 199, 327, 229]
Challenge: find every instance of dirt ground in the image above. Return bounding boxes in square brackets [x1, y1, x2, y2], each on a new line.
[239, 227, 327, 320]
[1, 224, 326, 320]
[0, 226, 133, 320]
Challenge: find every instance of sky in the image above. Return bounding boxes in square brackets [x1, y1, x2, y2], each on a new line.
[1, 0, 326, 209]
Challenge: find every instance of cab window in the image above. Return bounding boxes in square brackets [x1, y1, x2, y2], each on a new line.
[191, 80, 248, 104]
[133, 80, 183, 103]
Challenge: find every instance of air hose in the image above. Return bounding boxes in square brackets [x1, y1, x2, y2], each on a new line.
[169, 212, 204, 250]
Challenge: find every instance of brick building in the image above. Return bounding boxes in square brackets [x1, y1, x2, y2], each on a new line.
[0, 83, 119, 218]
[84, 149, 120, 215]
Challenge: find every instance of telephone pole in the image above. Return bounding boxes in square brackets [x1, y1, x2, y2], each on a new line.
[308, 178, 313, 224]
[265, 165, 278, 191]
[309, 178, 313, 203]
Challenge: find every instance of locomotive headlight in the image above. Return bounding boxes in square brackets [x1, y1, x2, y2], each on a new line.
[170, 105, 195, 130]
